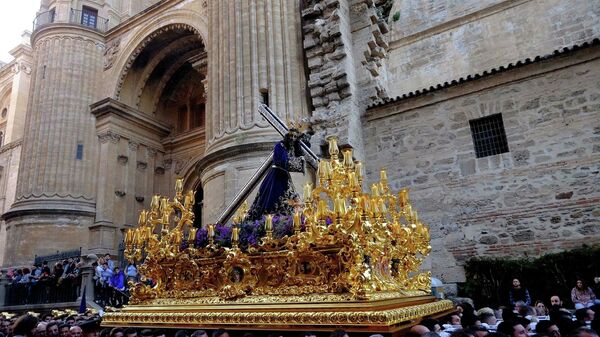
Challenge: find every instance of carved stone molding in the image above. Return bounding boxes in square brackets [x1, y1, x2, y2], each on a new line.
[98, 131, 121, 144]
[104, 37, 121, 70]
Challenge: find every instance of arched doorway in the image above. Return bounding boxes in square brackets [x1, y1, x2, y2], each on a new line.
[117, 24, 207, 133]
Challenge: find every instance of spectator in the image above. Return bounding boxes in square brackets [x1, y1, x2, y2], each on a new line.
[46, 323, 59, 337]
[422, 333, 441, 337]
[497, 320, 527, 337]
[98, 329, 110, 337]
[570, 328, 598, 337]
[408, 325, 430, 337]
[535, 301, 549, 316]
[329, 330, 349, 337]
[109, 328, 123, 337]
[78, 320, 100, 337]
[190, 331, 207, 337]
[536, 320, 561, 337]
[124, 329, 137, 337]
[479, 312, 497, 328]
[65, 318, 75, 327]
[35, 323, 47, 337]
[109, 268, 126, 291]
[58, 324, 70, 337]
[13, 315, 39, 337]
[212, 330, 230, 337]
[153, 331, 165, 337]
[174, 332, 188, 337]
[572, 279, 599, 309]
[68, 327, 82, 337]
[574, 308, 594, 327]
[465, 326, 489, 337]
[12, 269, 23, 284]
[104, 254, 115, 271]
[421, 318, 442, 333]
[509, 279, 531, 308]
[139, 331, 152, 337]
[299, 333, 316, 337]
[126, 263, 138, 282]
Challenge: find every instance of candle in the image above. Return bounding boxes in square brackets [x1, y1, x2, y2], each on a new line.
[380, 169, 387, 181]
[398, 189, 408, 207]
[145, 226, 152, 240]
[371, 183, 380, 197]
[265, 214, 273, 232]
[342, 148, 354, 168]
[138, 211, 147, 226]
[162, 212, 170, 225]
[379, 199, 387, 214]
[232, 227, 239, 242]
[318, 160, 326, 180]
[125, 229, 133, 245]
[324, 162, 332, 180]
[293, 211, 301, 227]
[327, 135, 339, 157]
[151, 195, 160, 210]
[348, 172, 357, 188]
[318, 199, 327, 217]
[175, 178, 183, 194]
[184, 195, 191, 208]
[160, 197, 168, 213]
[354, 161, 363, 180]
[188, 227, 197, 242]
[208, 224, 215, 238]
[303, 182, 312, 200]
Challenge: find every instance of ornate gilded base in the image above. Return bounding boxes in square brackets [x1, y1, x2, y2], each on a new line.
[102, 293, 453, 335]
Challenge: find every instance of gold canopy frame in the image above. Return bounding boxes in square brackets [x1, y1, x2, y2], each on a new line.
[103, 135, 453, 334]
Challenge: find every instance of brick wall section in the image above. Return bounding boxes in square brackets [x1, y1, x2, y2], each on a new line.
[364, 46, 600, 282]
[386, 0, 600, 97]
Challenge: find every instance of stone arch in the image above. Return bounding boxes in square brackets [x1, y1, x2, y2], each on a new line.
[108, 9, 208, 100]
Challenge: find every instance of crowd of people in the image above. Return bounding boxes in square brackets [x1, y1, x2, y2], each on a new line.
[4, 259, 83, 305]
[91, 254, 138, 307]
[2, 275, 600, 337]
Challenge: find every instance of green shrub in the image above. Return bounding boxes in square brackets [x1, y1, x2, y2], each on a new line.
[392, 11, 400, 22]
[460, 245, 600, 308]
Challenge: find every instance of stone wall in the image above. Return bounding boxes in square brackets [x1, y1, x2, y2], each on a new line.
[386, 0, 600, 96]
[364, 45, 600, 282]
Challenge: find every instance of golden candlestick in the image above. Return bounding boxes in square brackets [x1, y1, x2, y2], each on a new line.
[232, 227, 239, 247]
[138, 211, 147, 226]
[303, 182, 312, 201]
[327, 135, 339, 157]
[208, 224, 215, 245]
[265, 214, 273, 233]
[175, 178, 184, 197]
[398, 188, 409, 207]
[342, 148, 354, 168]
[371, 183, 380, 197]
[293, 211, 301, 233]
[151, 195, 160, 211]
[188, 227, 197, 245]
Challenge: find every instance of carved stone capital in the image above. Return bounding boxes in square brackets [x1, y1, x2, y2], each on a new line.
[98, 131, 121, 144]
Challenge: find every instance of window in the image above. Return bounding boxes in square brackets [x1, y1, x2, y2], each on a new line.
[76, 143, 84, 160]
[81, 6, 98, 28]
[469, 113, 509, 158]
[260, 89, 269, 107]
[0, 132, 3, 147]
[1, 108, 7, 118]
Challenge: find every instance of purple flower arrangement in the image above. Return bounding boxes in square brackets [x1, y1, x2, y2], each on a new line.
[190, 214, 309, 251]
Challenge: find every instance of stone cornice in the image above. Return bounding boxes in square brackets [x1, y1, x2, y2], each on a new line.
[31, 24, 105, 47]
[0, 140, 23, 154]
[91, 98, 171, 139]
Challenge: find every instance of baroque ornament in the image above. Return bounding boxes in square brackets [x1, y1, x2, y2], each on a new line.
[104, 135, 452, 334]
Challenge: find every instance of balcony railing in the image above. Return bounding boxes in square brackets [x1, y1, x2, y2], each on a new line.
[32, 8, 109, 33]
[70, 8, 109, 33]
[32, 9, 56, 31]
[4, 276, 81, 306]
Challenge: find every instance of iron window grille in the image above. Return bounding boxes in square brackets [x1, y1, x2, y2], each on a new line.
[469, 113, 509, 158]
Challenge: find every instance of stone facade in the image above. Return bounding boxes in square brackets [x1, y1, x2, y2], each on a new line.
[365, 45, 600, 282]
[0, 0, 597, 286]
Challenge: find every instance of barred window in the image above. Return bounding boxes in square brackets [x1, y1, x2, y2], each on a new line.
[81, 6, 98, 28]
[469, 113, 509, 158]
